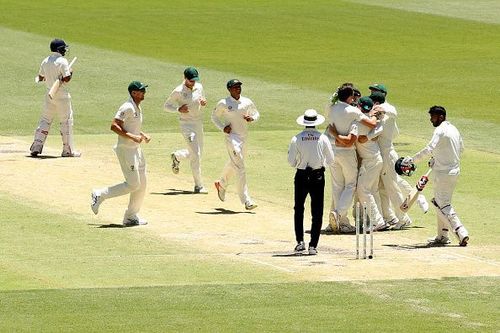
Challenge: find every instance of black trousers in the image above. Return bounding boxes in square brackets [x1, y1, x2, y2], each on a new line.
[294, 167, 325, 248]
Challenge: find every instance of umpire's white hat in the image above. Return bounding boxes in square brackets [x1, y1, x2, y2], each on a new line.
[296, 109, 325, 126]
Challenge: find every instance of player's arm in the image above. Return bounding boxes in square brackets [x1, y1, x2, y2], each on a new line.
[164, 91, 186, 113]
[211, 102, 229, 132]
[328, 123, 357, 147]
[140, 131, 151, 143]
[110, 118, 143, 143]
[243, 102, 259, 122]
[411, 129, 441, 163]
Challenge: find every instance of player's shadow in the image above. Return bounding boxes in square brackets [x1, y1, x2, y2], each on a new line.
[383, 243, 461, 249]
[88, 223, 125, 228]
[151, 189, 196, 195]
[272, 252, 316, 257]
[196, 208, 255, 215]
[27, 154, 59, 159]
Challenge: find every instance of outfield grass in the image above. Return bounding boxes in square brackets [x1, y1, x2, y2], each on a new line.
[1, 193, 498, 332]
[0, 0, 499, 331]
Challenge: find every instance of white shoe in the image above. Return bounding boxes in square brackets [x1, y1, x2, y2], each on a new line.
[417, 195, 429, 213]
[245, 200, 258, 210]
[171, 153, 180, 174]
[328, 211, 340, 234]
[62, 151, 81, 157]
[194, 186, 208, 194]
[214, 181, 225, 201]
[308, 246, 318, 255]
[294, 241, 306, 253]
[427, 235, 451, 245]
[123, 216, 148, 227]
[386, 217, 399, 227]
[91, 190, 103, 215]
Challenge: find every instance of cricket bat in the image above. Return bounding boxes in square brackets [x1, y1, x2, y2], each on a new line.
[400, 169, 432, 213]
[48, 57, 77, 99]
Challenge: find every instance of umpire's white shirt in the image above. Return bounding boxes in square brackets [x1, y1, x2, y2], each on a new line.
[39, 52, 71, 97]
[164, 82, 205, 122]
[115, 98, 143, 148]
[212, 96, 259, 139]
[326, 101, 368, 150]
[288, 129, 334, 170]
[413, 121, 463, 172]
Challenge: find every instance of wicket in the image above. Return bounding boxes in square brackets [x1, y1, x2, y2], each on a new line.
[355, 202, 374, 259]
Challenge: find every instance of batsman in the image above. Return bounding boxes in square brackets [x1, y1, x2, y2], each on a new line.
[400, 106, 469, 246]
[30, 38, 80, 157]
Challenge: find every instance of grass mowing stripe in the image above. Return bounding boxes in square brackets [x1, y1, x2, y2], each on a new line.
[0, 191, 291, 291]
[1, 280, 498, 332]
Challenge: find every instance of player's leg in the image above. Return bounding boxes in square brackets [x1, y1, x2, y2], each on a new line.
[102, 147, 141, 199]
[326, 160, 344, 232]
[124, 149, 147, 223]
[336, 150, 357, 231]
[433, 172, 468, 246]
[183, 123, 204, 189]
[58, 97, 79, 157]
[357, 159, 385, 230]
[30, 96, 55, 155]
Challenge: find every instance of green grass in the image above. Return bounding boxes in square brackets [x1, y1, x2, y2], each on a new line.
[1, 279, 498, 331]
[0, 0, 499, 331]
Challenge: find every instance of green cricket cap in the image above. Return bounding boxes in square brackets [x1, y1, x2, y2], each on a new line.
[358, 96, 374, 112]
[128, 80, 148, 92]
[226, 79, 243, 89]
[368, 83, 388, 94]
[184, 67, 200, 81]
[369, 91, 386, 104]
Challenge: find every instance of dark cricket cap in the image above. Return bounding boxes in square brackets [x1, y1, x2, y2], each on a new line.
[358, 96, 374, 112]
[184, 67, 200, 81]
[227, 79, 243, 89]
[128, 81, 148, 92]
[369, 83, 388, 94]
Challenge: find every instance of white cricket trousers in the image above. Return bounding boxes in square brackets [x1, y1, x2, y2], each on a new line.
[357, 156, 384, 226]
[218, 134, 251, 204]
[99, 146, 147, 219]
[433, 170, 467, 238]
[173, 121, 204, 187]
[379, 149, 411, 223]
[31, 94, 76, 154]
[329, 148, 358, 218]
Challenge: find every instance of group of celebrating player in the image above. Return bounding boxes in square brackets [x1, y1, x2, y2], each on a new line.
[32, 38, 469, 252]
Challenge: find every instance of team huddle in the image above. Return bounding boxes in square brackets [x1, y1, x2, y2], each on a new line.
[32, 39, 469, 254]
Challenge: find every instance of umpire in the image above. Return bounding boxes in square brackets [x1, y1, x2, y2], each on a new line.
[288, 109, 335, 255]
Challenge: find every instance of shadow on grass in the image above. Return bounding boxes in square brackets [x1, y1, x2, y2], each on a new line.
[26, 154, 59, 159]
[88, 223, 126, 228]
[151, 189, 195, 195]
[196, 208, 255, 215]
[383, 243, 462, 249]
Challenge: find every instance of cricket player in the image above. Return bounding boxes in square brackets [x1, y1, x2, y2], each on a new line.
[368, 85, 428, 229]
[288, 109, 334, 255]
[212, 79, 259, 210]
[91, 81, 151, 227]
[403, 106, 469, 246]
[164, 67, 208, 193]
[30, 39, 80, 157]
[354, 97, 387, 231]
[325, 85, 378, 234]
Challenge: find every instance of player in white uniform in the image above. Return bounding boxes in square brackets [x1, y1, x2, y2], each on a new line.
[288, 109, 334, 255]
[325, 85, 378, 233]
[30, 39, 80, 157]
[368, 85, 428, 229]
[403, 106, 469, 246]
[212, 79, 259, 210]
[164, 67, 208, 193]
[91, 81, 151, 227]
[354, 97, 386, 230]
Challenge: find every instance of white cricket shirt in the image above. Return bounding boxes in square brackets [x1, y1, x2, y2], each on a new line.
[211, 95, 259, 140]
[356, 122, 382, 160]
[326, 101, 368, 150]
[115, 97, 143, 148]
[413, 121, 464, 171]
[39, 52, 71, 96]
[288, 128, 334, 170]
[164, 82, 205, 122]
